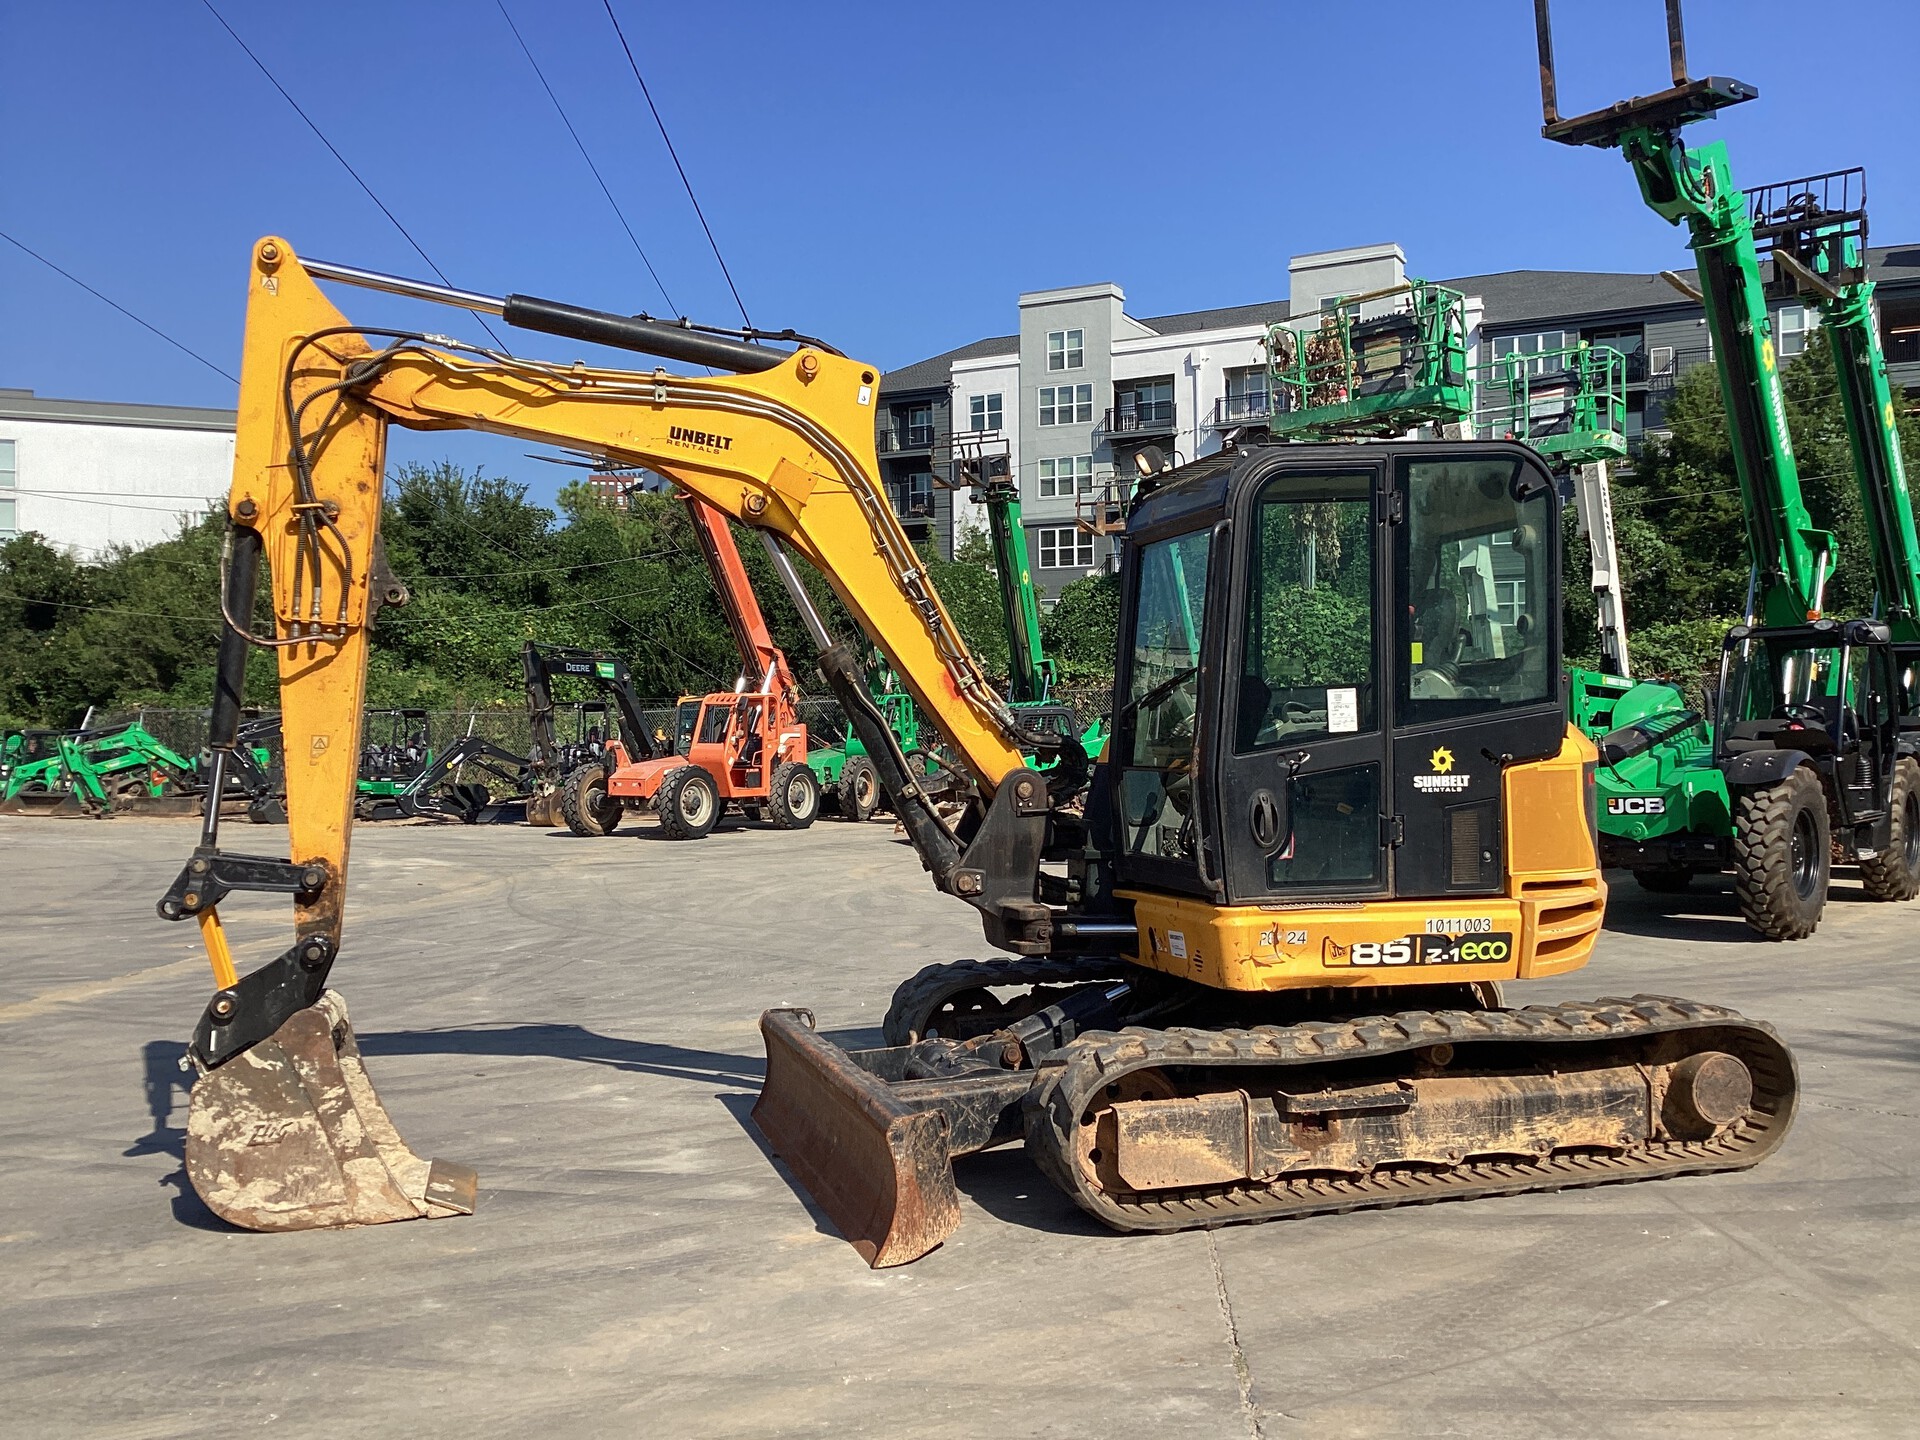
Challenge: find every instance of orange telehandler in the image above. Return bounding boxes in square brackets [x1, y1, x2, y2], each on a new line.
[561, 490, 821, 838]
[157, 239, 1794, 1262]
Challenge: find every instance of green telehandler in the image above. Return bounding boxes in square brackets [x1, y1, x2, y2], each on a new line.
[1535, 0, 1920, 937]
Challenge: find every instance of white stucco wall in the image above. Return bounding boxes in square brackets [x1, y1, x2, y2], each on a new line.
[0, 416, 234, 558]
[948, 352, 1019, 549]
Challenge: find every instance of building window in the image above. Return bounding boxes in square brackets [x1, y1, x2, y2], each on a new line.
[969, 393, 1003, 432]
[1038, 455, 1093, 498]
[0, 439, 14, 539]
[1039, 384, 1093, 426]
[1114, 379, 1174, 429]
[1649, 345, 1675, 376]
[1495, 578, 1527, 627]
[1777, 304, 1817, 357]
[892, 472, 934, 519]
[1222, 367, 1270, 422]
[1490, 330, 1569, 376]
[1047, 329, 1084, 371]
[891, 403, 933, 447]
[1036, 525, 1094, 569]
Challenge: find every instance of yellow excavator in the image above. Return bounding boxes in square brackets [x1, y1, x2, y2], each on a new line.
[160, 239, 1795, 1258]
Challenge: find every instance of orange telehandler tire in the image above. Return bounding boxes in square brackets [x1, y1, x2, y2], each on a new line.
[767, 761, 820, 830]
[656, 765, 720, 839]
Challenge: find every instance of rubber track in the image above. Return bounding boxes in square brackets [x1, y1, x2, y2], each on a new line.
[882, 955, 1133, 1047]
[1024, 994, 1797, 1234]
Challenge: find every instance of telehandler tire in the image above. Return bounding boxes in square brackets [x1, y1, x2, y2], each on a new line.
[1731, 767, 1829, 940]
[656, 765, 719, 839]
[1861, 756, 1920, 901]
[836, 755, 880, 822]
[561, 762, 623, 837]
[767, 760, 820, 830]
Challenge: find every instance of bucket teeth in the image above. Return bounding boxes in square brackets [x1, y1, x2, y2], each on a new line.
[184, 990, 474, 1231]
[752, 1008, 961, 1268]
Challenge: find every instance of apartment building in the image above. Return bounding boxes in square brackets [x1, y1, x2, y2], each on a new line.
[877, 240, 1920, 599]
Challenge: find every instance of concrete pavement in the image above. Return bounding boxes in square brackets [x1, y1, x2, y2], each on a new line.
[2, 812, 1916, 1437]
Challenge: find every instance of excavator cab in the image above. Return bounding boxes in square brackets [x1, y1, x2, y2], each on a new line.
[1113, 441, 1569, 916]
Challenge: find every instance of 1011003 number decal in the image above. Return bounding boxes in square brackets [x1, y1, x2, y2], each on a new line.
[1424, 917, 1493, 934]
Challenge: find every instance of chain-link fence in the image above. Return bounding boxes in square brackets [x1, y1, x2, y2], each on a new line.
[93, 682, 1112, 778]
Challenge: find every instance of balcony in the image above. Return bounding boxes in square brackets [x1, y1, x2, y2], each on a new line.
[877, 424, 937, 455]
[1208, 393, 1275, 428]
[1101, 402, 1177, 438]
[887, 482, 935, 526]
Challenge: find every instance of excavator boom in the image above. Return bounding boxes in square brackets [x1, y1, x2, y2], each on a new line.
[158, 237, 1053, 1230]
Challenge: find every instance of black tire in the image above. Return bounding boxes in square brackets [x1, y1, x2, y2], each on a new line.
[656, 765, 719, 840]
[766, 760, 820, 830]
[1633, 868, 1694, 894]
[1731, 767, 1829, 940]
[1861, 756, 1920, 901]
[560, 763, 622, 837]
[836, 755, 880, 823]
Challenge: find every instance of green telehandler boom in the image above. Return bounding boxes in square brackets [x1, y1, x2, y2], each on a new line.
[948, 429, 1102, 761]
[1534, 0, 1920, 937]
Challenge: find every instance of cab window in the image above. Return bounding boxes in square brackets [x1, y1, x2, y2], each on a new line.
[1119, 529, 1212, 864]
[1236, 474, 1374, 750]
[1397, 457, 1553, 723]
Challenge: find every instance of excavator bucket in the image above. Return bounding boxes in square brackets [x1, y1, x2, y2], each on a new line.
[185, 990, 477, 1231]
[751, 1008, 961, 1267]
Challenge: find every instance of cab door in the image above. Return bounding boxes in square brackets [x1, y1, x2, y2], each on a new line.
[1215, 461, 1391, 902]
[1389, 451, 1565, 897]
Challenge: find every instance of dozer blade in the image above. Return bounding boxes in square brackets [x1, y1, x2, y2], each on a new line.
[0, 790, 90, 817]
[752, 1008, 960, 1268]
[185, 990, 477, 1231]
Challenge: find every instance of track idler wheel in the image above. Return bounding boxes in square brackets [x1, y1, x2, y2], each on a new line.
[185, 990, 476, 1231]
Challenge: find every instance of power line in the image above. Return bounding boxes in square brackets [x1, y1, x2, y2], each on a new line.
[0, 590, 218, 625]
[600, 0, 751, 329]
[196, 0, 511, 352]
[493, 0, 677, 316]
[0, 229, 238, 385]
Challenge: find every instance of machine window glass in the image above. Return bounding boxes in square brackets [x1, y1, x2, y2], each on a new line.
[1120, 528, 1212, 864]
[1398, 457, 1553, 723]
[1266, 762, 1384, 890]
[1235, 474, 1375, 751]
[1721, 636, 1838, 736]
[696, 702, 731, 747]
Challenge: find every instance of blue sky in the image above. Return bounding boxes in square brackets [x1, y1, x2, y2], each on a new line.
[4, 0, 1916, 504]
